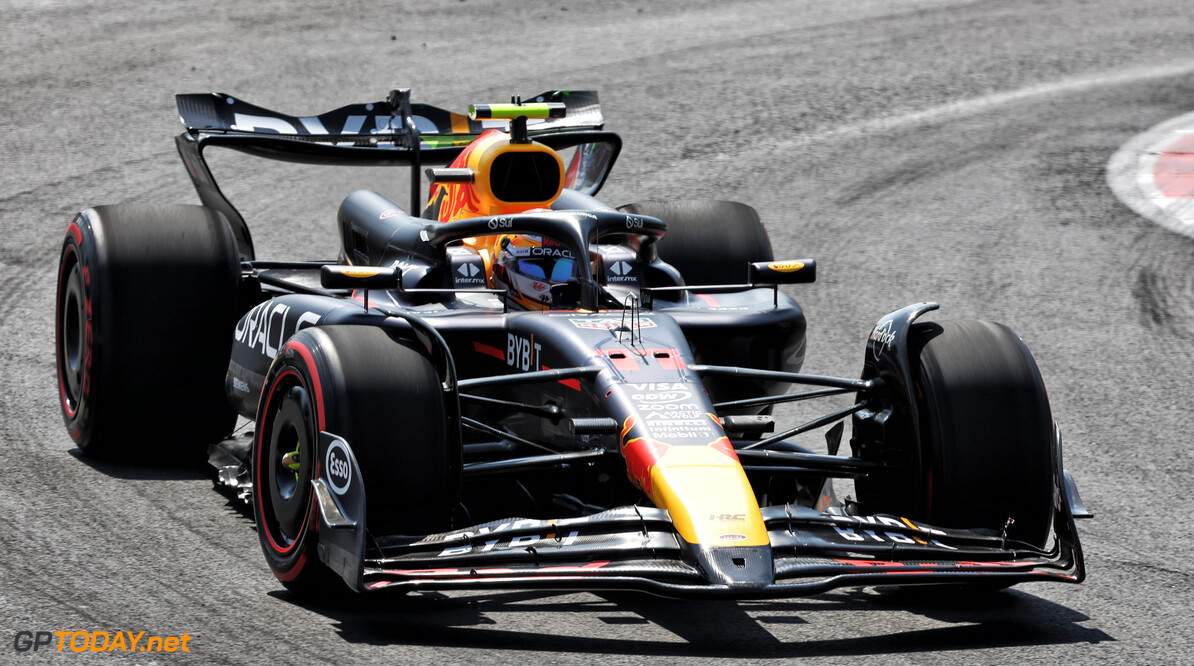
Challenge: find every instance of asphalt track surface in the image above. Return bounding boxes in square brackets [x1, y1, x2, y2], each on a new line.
[4, 0, 1194, 662]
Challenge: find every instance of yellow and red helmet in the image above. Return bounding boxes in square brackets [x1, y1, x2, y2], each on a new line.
[491, 234, 577, 310]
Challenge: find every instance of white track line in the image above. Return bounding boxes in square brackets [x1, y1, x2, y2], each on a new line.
[1107, 109, 1194, 239]
[785, 59, 1194, 147]
[771, 57, 1194, 239]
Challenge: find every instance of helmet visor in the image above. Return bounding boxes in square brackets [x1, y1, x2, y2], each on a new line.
[516, 257, 575, 283]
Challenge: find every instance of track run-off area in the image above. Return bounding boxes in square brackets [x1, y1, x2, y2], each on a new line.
[3, 0, 1194, 663]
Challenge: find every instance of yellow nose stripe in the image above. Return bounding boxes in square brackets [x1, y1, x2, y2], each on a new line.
[648, 447, 768, 547]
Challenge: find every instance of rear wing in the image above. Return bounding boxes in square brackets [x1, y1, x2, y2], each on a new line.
[174, 89, 616, 260]
[177, 89, 604, 150]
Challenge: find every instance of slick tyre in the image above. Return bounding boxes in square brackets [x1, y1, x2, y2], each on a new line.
[253, 326, 460, 594]
[55, 204, 240, 459]
[909, 321, 1054, 548]
[618, 200, 773, 285]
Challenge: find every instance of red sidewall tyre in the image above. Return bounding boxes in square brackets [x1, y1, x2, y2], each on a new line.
[253, 341, 324, 584]
[56, 228, 93, 445]
[54, 205, 240, 458]
[252, 326, 460, 594]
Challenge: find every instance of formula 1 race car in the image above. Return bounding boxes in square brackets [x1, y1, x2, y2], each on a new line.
[55, 89, 1089, 598]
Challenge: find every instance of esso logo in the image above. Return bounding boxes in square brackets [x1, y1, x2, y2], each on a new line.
[325, 440, 352, 495]
[379, 208, 404, 220]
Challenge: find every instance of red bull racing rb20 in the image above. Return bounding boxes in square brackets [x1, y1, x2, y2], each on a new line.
[55, 89, 1089, 598]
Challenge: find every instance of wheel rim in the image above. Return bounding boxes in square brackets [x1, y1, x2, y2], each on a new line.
[57, 249, 87, 415]
[259, 377, 314, 551]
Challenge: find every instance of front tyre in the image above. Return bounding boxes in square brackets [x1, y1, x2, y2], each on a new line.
[856, 320, 1054, 548]
[913, 321, 1054, 547]
[253, 326, 460, 594]
[253, 355, 323, 588]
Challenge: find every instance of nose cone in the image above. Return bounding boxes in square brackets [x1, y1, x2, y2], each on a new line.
[691, 544, 775, 588]
[646, 448, 769, 547]
[645, 446, 776, 588]
[630, 440, 776, 587]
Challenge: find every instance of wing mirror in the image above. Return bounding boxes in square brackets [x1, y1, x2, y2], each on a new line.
[748, 260, 816, 285]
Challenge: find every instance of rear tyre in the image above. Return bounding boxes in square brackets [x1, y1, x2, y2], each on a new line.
[618, 200, 773, 285]
[253, 326, 459, 594]
[55, 204, 240, 459]
[859, 321, 1054, 548]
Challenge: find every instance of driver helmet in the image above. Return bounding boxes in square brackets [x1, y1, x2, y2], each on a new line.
[492, 234, 577, 310]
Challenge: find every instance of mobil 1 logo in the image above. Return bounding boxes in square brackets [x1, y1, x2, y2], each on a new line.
[630, 383, 716, 441]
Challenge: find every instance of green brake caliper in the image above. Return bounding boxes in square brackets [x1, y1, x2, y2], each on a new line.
[281, 446, 301, 480]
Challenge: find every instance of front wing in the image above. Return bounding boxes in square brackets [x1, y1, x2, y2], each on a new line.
[359, 506, 1083, 598]
[312, 433, 1084, 599]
